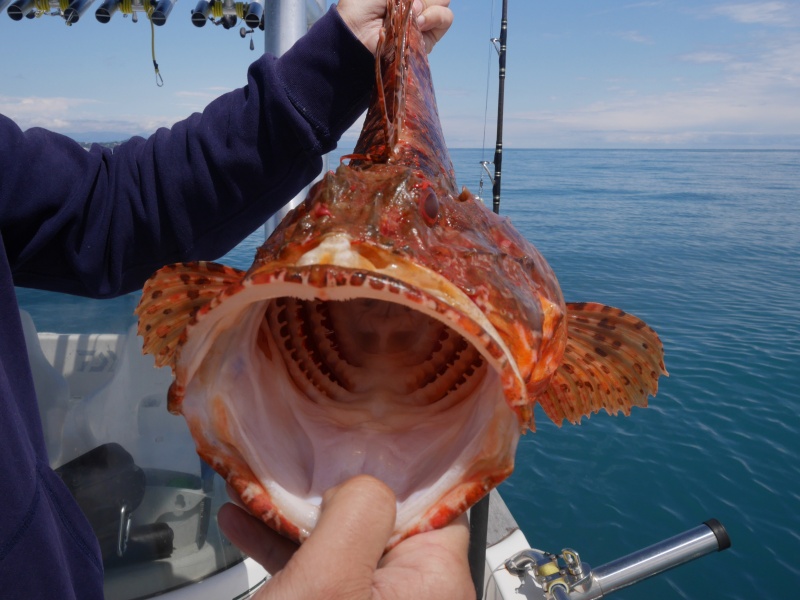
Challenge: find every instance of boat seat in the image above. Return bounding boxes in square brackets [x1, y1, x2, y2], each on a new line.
[68, 323, 198, 475]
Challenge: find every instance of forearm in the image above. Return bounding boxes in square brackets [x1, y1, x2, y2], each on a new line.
[2, 6, 373, 299]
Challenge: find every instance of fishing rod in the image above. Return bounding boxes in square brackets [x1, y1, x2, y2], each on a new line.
[478, 0, 508, 216]
[469, 2, 509, 598]
[491, 0, 509, 215]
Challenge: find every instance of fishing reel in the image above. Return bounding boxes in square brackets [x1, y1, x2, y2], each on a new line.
[502, 520, 730, 600]
[504, 547, 590, 600]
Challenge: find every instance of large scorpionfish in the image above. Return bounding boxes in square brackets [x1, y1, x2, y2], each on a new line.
[137, 0, 666, 548]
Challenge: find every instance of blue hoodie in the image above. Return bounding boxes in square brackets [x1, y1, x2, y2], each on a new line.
[0, 7, 373, 598]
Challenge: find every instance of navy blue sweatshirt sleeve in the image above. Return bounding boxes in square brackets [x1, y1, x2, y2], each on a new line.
[1, 6, 374, 299]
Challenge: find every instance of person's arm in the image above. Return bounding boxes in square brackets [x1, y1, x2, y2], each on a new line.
[218, 475, 476, 600]
[1, 6, 374, 299]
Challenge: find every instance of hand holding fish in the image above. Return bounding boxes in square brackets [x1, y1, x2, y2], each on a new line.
[338, 0, 453, 54]
[219, 476, 475, 600]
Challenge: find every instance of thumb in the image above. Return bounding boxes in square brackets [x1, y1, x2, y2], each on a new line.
[256, 475, 397, 599]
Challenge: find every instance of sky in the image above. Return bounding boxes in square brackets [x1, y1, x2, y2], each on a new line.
[1, 1, 799, 149]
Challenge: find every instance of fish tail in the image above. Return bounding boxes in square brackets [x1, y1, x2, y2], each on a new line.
[382, 0, 414, 153]
[351, 0, 454, 185]
[135, 261, 245, 369]
[537, 302, 668, 426]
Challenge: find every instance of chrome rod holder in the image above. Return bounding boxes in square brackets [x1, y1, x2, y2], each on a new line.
[504, 519, 731, 599]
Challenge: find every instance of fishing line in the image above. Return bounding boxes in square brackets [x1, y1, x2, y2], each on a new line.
[482, 564, 506, 599]
[116, 0, 163, 86]
[147, 4, 164, 87]
[478, 0, 497, 200]
[480, 0, 497, 161]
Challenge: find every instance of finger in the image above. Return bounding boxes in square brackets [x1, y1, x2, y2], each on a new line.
[413, 0, 453, 15]
[277, 475, 397, 597]
[418, 6, 453, 36]
[337, 0, 386, 56]
[217, 502, 299, 574]
[414, 0, 452, 12]
[417, 6, 454, 53]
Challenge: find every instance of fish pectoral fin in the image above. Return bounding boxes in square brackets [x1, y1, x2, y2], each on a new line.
[537, 302, 668, 426]
[135, 261, 245, 368]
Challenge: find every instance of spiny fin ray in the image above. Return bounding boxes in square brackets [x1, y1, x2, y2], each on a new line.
[537, 302, 667, 426]
[135, 262, 244, 368]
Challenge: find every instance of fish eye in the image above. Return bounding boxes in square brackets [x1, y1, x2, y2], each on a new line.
[419, 188, 439, 224]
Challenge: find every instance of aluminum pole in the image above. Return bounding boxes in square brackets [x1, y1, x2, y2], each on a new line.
[591, 520, 730, 596]
[263, 0, 327, 238]
[569, 519, 731, 600]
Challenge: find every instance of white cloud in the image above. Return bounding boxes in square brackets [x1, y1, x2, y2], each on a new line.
[494, 33, 800, 148]
[712, 2, 797, 26]
[0, 96, 98, 129]
[20, 86, 240, 134]
[173, 90, 219, 99]
[615, 30, 654, 44]
[678, 52, 736, 63]
[0, 94, 181, 136]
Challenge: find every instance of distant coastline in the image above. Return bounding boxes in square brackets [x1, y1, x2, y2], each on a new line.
[70, 135, 800, 155]
[77, 140, 125, 151]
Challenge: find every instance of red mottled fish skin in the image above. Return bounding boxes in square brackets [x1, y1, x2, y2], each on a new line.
[256, 0, 568, 423]
[136, 0, 666, 549]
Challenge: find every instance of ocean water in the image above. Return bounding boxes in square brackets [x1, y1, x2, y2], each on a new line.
[16, 149, 800, 598]
[455, 149, 800, 600]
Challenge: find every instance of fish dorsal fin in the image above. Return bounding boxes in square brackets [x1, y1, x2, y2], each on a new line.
[536, 302, 668, 426]
[354, 0, 412, 162]
[135, 262, 245, 369]
[374, 0, 411, 156]
[351, 0, 455, 187]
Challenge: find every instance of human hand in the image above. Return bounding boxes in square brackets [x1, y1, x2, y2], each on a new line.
[338, 0, 454, 55]
[218, 475, 475, 599]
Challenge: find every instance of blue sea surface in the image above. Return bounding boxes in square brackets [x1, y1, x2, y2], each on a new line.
[16, 149, 800, 599]
[457, 149, 800, 600]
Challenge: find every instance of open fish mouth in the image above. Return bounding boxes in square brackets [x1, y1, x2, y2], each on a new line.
[151, 233, 521, 546]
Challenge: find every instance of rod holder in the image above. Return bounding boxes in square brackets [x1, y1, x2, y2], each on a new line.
[577, 519, 731, 599]
[6, 0, 35, 20]
[150, 0, 174, 25]
[190, 0, 210, 27]
[244, 0, 262, 29]
[63, 0, 95, 24]
[95, 0, 121, 23]
[505, 519, 731, 599]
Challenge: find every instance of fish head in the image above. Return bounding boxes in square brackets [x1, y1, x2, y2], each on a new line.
[153, 158, 565, 547]
[136, 0, 665, 550]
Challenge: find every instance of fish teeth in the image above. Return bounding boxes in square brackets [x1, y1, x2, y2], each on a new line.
[260, 296, 487, 409]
